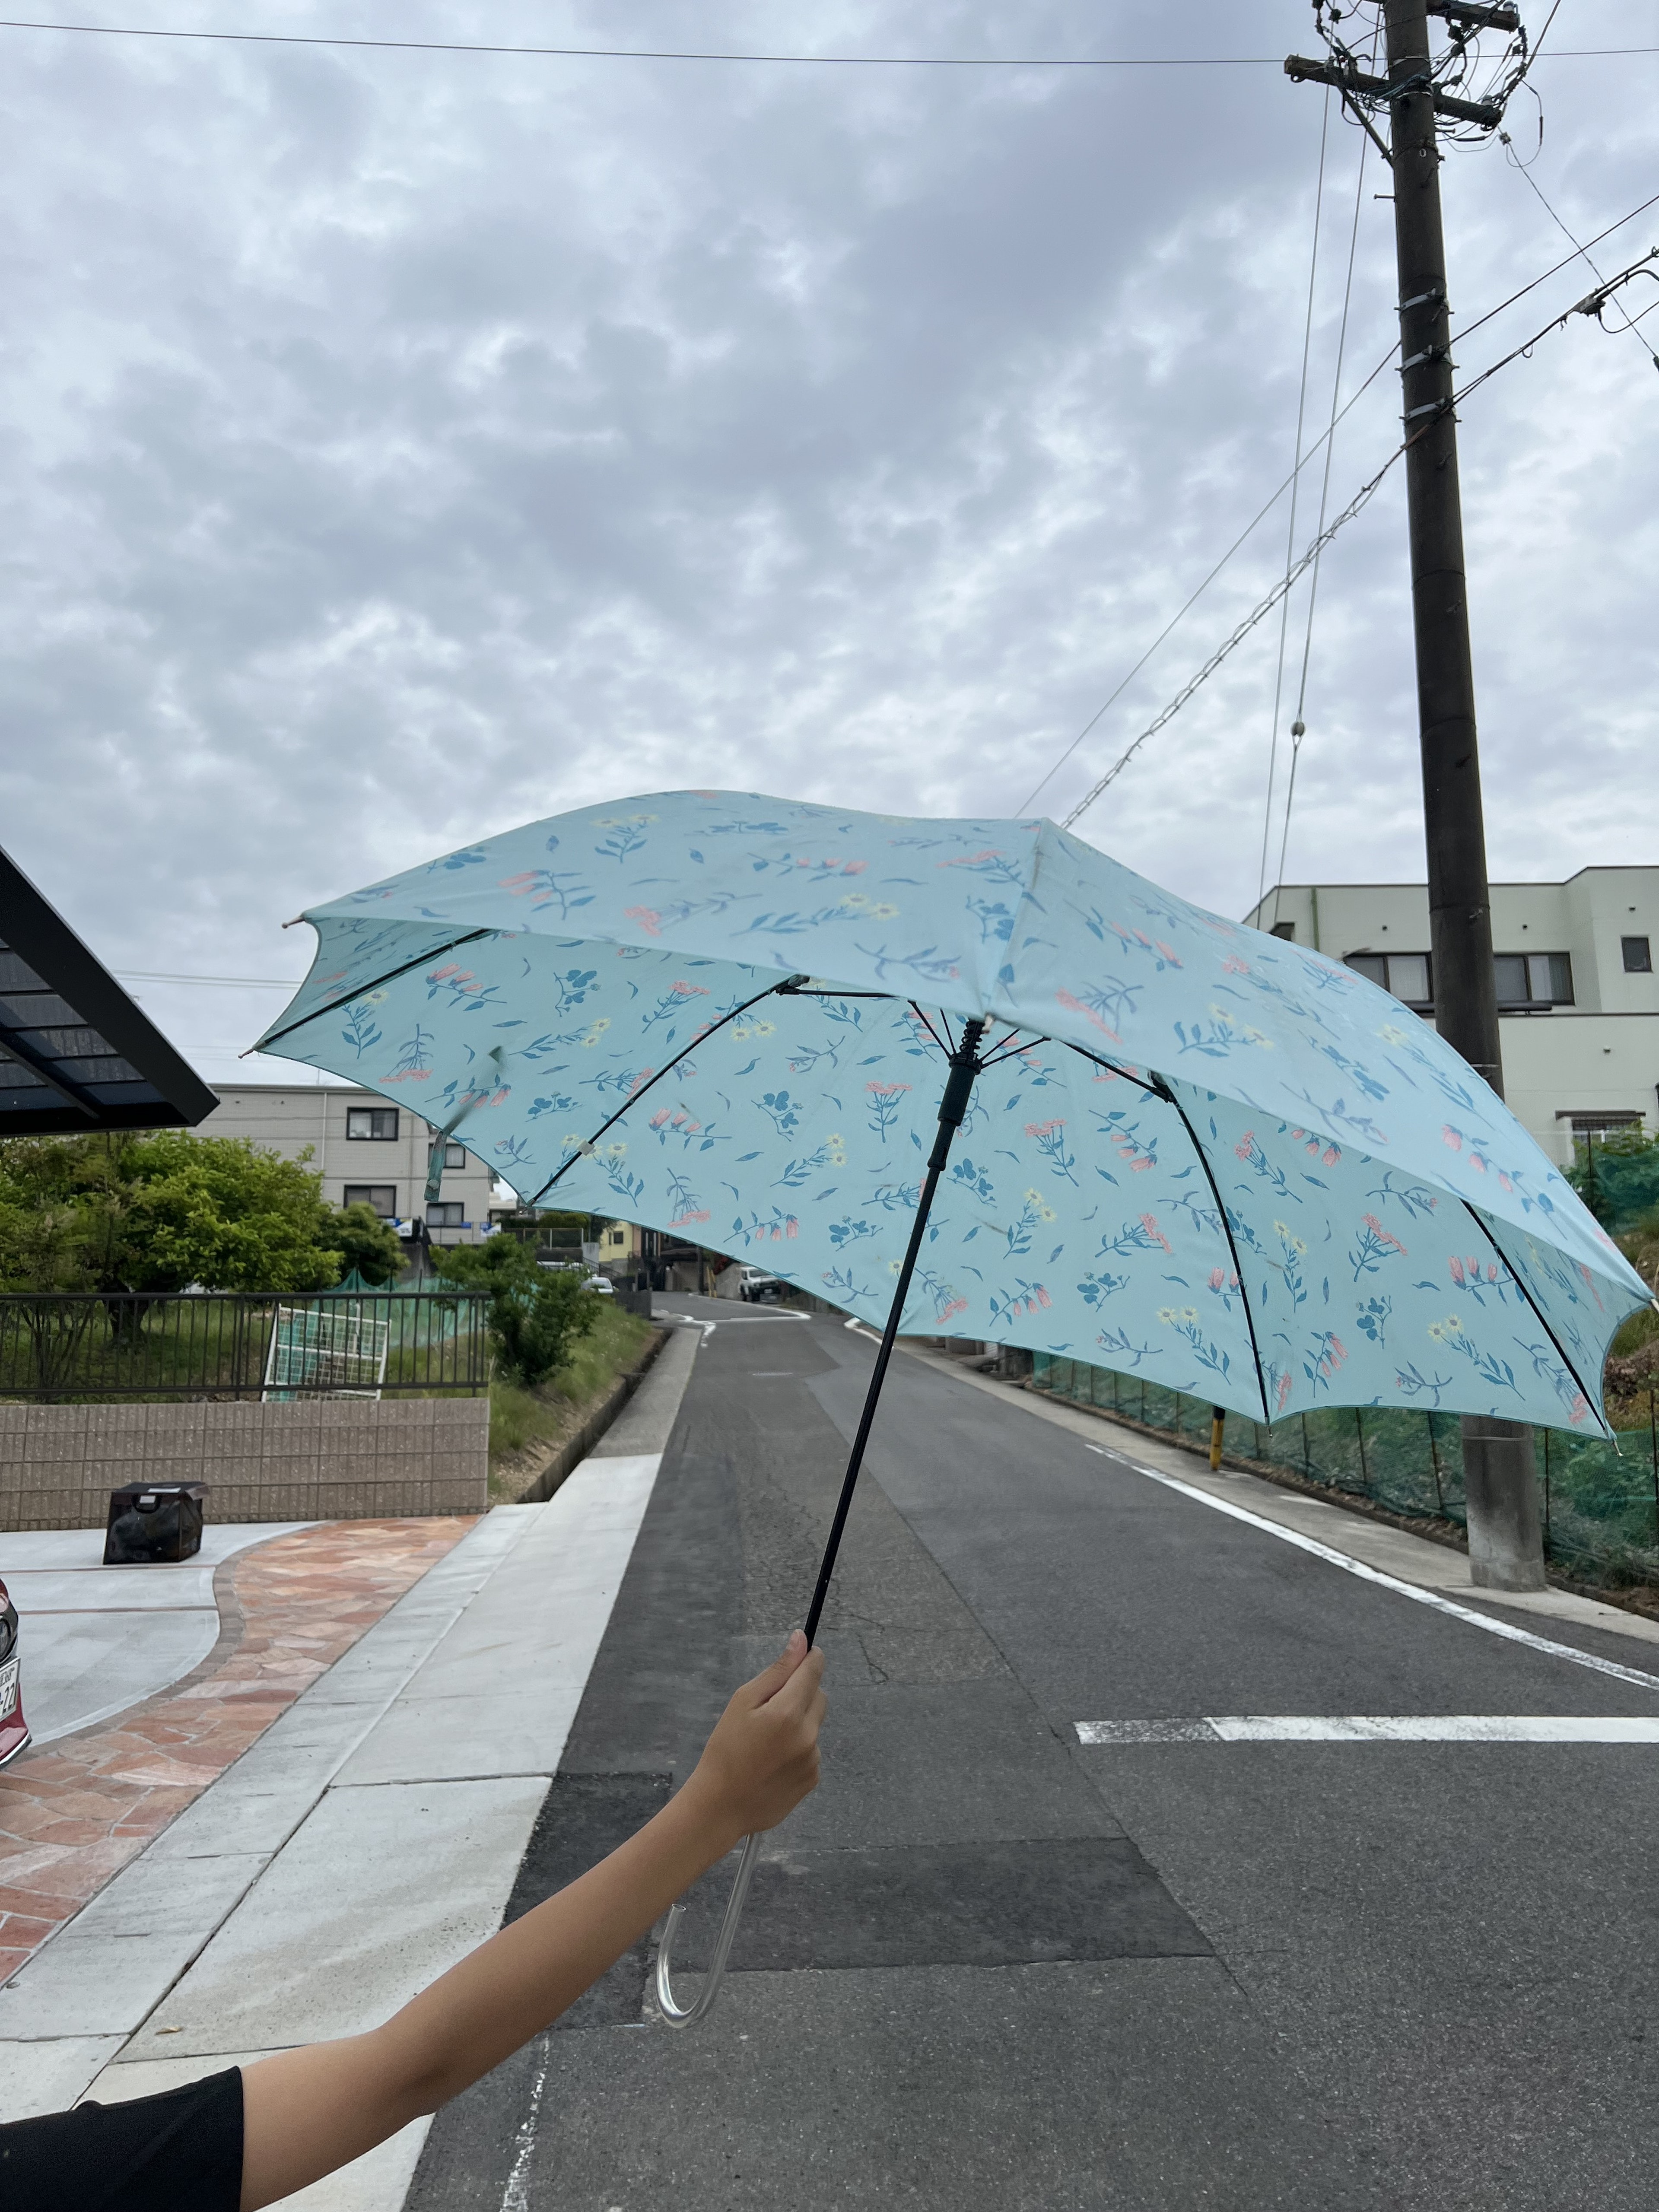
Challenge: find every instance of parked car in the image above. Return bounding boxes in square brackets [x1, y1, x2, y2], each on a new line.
[0, 1575, 29, 1769]
[735, 1265, 785, 1303]
[582, 1273, 614, 1297]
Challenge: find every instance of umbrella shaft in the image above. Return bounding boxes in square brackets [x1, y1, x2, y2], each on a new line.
[803, 1020, 985, 1645]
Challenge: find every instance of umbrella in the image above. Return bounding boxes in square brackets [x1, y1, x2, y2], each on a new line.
[257, 791, 1649, 2016]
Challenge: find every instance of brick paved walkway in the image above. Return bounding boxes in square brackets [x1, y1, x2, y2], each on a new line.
[0, 1517, 474, 1987]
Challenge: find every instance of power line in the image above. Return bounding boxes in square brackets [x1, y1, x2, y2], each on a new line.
[1270, 73, 1375, 926]
[0, 19, 1653, 68]
[1017, 341, 1401, 815]
[0, 22, 1288, 65]
[1024, 179, 1659, 823]
[1502, 139, 1659, 369]
[1256, 86, 1334, 913]
[1057, 247, 1659, 835]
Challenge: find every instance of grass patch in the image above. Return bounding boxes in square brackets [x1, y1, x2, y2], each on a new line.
[487, 1299, 654, 1483]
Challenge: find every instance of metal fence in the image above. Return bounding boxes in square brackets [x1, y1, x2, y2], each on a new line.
[1029, 1352, 1659, 1592]
[0, 1290, 492, 1401]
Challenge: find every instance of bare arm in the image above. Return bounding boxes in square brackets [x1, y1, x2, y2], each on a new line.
[238, 1631, 826, 2211]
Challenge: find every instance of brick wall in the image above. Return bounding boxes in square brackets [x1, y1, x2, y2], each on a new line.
[0, 1397, 489, 1529]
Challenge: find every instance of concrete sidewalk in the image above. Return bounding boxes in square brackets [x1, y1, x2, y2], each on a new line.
[0, 1322, 701, 2209]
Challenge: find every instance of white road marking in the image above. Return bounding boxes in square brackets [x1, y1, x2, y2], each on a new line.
[1076, 1716, 1659, 1744]
[1081, 1442, 1659, 1698]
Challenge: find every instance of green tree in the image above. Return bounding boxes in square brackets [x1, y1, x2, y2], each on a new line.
[324, 1201, 407, 1286]
[0, 1130, 345, 1292]
[432, 1236, 597, 1386]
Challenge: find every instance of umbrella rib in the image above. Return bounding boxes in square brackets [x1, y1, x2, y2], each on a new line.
[1060, 1042, 1271, 1424]
[1459, 1203, 1611, 1438]
[1159, 1083, 1272, 1424]
[524, 974, 809, 1206]
[257, 928, 496, 1051]
[906, 1003, 951, 1058]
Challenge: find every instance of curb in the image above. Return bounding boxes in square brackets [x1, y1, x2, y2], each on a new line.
[518, 1328, 671, 1505]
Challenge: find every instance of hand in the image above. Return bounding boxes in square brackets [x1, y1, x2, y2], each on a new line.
[683, 1630, 827, 1849]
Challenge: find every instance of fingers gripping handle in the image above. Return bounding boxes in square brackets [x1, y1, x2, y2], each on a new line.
[655, 1831, 765, 2028]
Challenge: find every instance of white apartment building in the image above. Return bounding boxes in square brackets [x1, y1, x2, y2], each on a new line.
[1244, 866, 1659, 1168]
[200, 1083, 495, 1245]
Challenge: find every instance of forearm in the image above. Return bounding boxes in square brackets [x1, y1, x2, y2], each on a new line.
[240, 1779, 740, 2208]
[380, 1773, 741, 2101]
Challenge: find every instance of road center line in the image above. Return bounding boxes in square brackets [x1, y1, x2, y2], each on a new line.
[1076, 1716, 1659, 1744]
[1085, 1444, 1659, 1697]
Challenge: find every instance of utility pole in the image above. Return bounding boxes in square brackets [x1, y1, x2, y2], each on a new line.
[1286, 0, 1545, 1591]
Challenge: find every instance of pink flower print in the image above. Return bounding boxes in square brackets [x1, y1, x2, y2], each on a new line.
[1442, 1125, 1463, 1152]
[1449, 1255, 1465, 1287]
[1323, 1146, 1341, 1167]
[940, 1297, 969, 1323]
[1275, 1373, 1294, 1412]
[1208, 1268, 1226, 1292]
[499, 873, 540, 896]
[1235, 1131, 1257, 1163]
[1025, 1119, 1062, 1139]
[428, 963, 464, 983]
[625, 905, 663, 937]
[786, 1218, 798, 1239]
[649, 1108, 673, 1129]
[1468, 1150, 1488, 1174]
[1130, 1154, 1155, 1174]
[1140, 1213, 1173, 1254]
[1567, 1392, 1591, 1428]
[670, 1208, 712, 1227]
[1363, 1214, 1405, 1256]
[1222, 954, 1251, 976]
[939, 849, 1008, 869]
[1054, 988, 1121, 1045]
[627, 1067, 657, 1098]
[1036, 1285, 1052, 1309]
[1498, 1171, 1513, 1193]
[868, 1081, 912, 1096]
[670, 980, 710, 998]
[844, 861, 867, 875]
[1319, 1336, 1348, 1378]
[1154, 940, 1182, 966]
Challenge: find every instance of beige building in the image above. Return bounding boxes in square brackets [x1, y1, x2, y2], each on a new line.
[200, 1083, 496, 1245]
[1245, 867, 1659, 1168]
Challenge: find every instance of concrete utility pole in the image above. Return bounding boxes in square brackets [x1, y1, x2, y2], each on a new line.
[1286, 0, 1545, 1590]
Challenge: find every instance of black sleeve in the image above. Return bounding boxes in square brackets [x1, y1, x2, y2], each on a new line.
[0, 2066, 244, 2212]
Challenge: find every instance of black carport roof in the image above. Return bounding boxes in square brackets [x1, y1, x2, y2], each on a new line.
[0, 847, 219, 1135]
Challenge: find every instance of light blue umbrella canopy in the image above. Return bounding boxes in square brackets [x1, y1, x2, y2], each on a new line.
[258, 792, 1647, 1437]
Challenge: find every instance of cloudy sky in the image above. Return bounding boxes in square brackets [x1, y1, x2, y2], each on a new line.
[2, 0, 1655, 1086]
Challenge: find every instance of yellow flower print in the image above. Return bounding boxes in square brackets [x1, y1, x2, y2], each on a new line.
[580, 1017, 611, 1049]
[1427, 1314, 1464, 1343]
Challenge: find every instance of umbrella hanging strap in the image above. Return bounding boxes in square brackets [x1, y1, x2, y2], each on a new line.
[655, 1017, 985, 2032]
[803, 1017, 986, 1643]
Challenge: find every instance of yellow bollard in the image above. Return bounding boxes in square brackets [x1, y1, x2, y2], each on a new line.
[1209, 1406, 1225, 1472]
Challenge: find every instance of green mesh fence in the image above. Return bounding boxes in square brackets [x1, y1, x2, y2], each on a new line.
[1028, 1354, 1659, 1591]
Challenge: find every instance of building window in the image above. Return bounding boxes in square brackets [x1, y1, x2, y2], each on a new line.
[428, 1140, 467, 1171]
[346, 1107, 398, 1141]
[343, 1184, 397, 1218]
[1623, 935, 1653, 974]
[1270, 921, 1295, 941]
[427, 1201, 465, 1228]
[1494, 952, 1573, 1010]
[1344, 951, 1433, 1013]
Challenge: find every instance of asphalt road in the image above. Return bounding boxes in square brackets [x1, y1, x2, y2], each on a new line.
[410, 1301, 1659, 2211]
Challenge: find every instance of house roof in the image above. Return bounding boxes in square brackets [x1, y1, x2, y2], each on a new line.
[0, 847, 219, 1135]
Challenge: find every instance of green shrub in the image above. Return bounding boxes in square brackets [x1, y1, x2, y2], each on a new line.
[432, 1236, 598, 1386]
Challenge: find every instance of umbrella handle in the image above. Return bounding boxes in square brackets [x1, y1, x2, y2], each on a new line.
[655, 1829, 763, 2028]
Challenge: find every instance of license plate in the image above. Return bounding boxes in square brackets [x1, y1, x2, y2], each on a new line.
[0, 1657, 18, 1721]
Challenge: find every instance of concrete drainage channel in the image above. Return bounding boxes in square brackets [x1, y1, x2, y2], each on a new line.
[516, 1325, 673, 1506]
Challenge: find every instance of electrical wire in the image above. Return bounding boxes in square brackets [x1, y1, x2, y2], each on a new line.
[1502, 143, 1659, 369]
[1023, 179, 1659, 824]
[1019, 340, 1400, 814]
[1255, 87, 1332, 915]
[1269, 78, 1374, 926]
[1, 18, 1652, 68]
[1057, 247, 1659, 836]
[0, 21, 1291, 66]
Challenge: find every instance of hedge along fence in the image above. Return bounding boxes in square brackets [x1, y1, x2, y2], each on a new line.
[1028, 1352, 1659, 1593]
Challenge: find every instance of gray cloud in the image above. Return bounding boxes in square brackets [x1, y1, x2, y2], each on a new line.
[0, 1, 1654, 1080]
